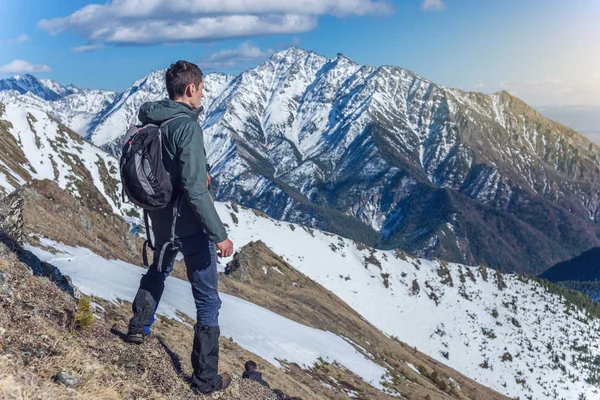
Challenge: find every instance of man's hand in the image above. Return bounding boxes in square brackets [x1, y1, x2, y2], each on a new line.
[216, 238, 234, 258]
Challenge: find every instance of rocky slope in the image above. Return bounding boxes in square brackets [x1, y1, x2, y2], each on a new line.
[60, 48, 600, 275]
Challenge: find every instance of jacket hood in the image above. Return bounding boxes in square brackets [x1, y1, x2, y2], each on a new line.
[138, 98, 202, 125]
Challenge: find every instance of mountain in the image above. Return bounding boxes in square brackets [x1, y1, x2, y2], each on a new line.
[4, 177, 600, 400]
[86, 69, 234, 154]
[0, 101, 135, 219]
[1, 100, 599, 399]
[0, 74, 118, 135]
[4, 48, 600, 276]
[540, 248, 600, 301]
[86, 47, 600, 275]
[1, 187, 510, 399]
[542, 248, 600, 282]
[0, 74, 77, 101]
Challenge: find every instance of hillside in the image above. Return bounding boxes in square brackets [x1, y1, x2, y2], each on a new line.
[540, 248, 600, 301]
[30, 47, 600, 275]
[0, 101, 135, 220]
[2, 178, 599, 399]
[0, 181, 512, 400]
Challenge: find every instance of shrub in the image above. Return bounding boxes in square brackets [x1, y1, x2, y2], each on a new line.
[75, 296, 94, 329]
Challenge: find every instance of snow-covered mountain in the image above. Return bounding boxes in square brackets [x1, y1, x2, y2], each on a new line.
[0, 101, 134, 218]
[4, 48, 600, 277]
[216, 203, 600, 400]
[83, 47, 600, 275]
[86, 70, 234, 154]
[0, 74, 118, 135]
[2, 92, 600, 399]
[21, 198, 600, 400]
[0, 74, 77, 101]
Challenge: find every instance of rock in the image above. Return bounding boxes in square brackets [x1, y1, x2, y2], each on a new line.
[0, 192, 24, 245]
[53, 371, 78, 387]
[1, 285, 13, 299]
[123, 361, 144, 374]
[224, 258, 250, 282]
[1, 272, 13, 299]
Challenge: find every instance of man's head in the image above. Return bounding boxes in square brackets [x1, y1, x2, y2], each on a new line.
[244, 360, 257, 372]
[166, 60, 204, 109]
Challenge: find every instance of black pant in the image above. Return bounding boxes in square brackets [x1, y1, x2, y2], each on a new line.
[128, 230, 222, 393]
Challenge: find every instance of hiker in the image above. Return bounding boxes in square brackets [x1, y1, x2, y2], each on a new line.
[242, 360, 270, 388]
[124, 60, 234, 395]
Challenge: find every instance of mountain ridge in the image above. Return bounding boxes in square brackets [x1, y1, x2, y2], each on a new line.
[2, 48, 600, 275]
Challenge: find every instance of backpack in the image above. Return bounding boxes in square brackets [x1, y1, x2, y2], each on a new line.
[120, 115, 188, 271]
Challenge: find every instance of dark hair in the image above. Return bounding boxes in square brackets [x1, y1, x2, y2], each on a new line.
[245, 360, 257, 372]
[165, 60, 204, 100]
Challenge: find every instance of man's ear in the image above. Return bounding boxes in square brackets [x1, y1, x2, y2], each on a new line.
[185, 83, 194, 98]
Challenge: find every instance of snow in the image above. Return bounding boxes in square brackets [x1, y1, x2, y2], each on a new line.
[26, 238, 389, 392]
[210, 203, 600, 400]
[405, 362, 420, 375]
[0, 103, 136, 217]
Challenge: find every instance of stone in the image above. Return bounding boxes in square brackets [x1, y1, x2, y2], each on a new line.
[53, 371, 78, 387]
[0, 192, 24, 245]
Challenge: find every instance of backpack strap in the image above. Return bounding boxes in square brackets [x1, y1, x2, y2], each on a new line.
[156, 195, 183, 272]
[160, 114, 190, 128]
[142, 209, 154, 268]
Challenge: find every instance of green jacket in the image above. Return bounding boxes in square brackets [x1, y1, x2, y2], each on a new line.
[138, 99, 227, 243]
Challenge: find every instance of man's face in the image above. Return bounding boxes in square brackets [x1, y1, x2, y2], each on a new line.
[190, 80, 204, 109]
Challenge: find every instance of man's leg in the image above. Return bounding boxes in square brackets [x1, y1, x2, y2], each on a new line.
[181, 232, 224, 393]
[127, 242, 178, 338]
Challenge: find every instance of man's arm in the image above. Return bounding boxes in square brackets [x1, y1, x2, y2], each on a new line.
[177, 121, 228, 243]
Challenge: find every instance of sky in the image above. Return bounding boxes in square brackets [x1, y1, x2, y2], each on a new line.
[0, 0, 598, 107]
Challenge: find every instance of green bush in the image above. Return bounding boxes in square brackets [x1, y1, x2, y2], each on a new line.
[75, 296, 94, 329]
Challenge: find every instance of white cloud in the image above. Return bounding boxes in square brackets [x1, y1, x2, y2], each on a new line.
[38, 0, 393, 45]
[72, 43, 105, 52]
[6, 34, 31, 44]
[421, 0, 446, 12]
[0, 60, 52, 74]
[202, 43, 274, 69]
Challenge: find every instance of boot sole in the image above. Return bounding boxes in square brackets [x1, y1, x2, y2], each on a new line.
[125, 335, 145, 344]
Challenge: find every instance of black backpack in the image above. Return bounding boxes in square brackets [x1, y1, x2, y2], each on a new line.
[120, 115, 188, 271]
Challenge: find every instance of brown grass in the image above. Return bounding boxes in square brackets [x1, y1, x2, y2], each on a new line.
[21, 180, 142, 265]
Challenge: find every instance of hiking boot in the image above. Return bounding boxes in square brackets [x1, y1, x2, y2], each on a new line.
[191, 373, 231, 395]
[219, 373, 232, 391]
[125, 331, 149, 344]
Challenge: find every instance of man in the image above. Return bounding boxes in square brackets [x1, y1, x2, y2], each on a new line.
[126, 60, 234, 394]
[242, 360, 270, 388]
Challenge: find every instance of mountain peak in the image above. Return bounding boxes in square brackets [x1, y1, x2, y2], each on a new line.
[268, 46, 319, 64]
[0, 74, 71, 101]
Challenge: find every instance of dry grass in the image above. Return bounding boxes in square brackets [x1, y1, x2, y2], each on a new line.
[21, 180, 142, 265]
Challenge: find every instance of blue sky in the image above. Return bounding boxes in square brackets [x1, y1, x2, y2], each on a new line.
[1, 0, 598, 106]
